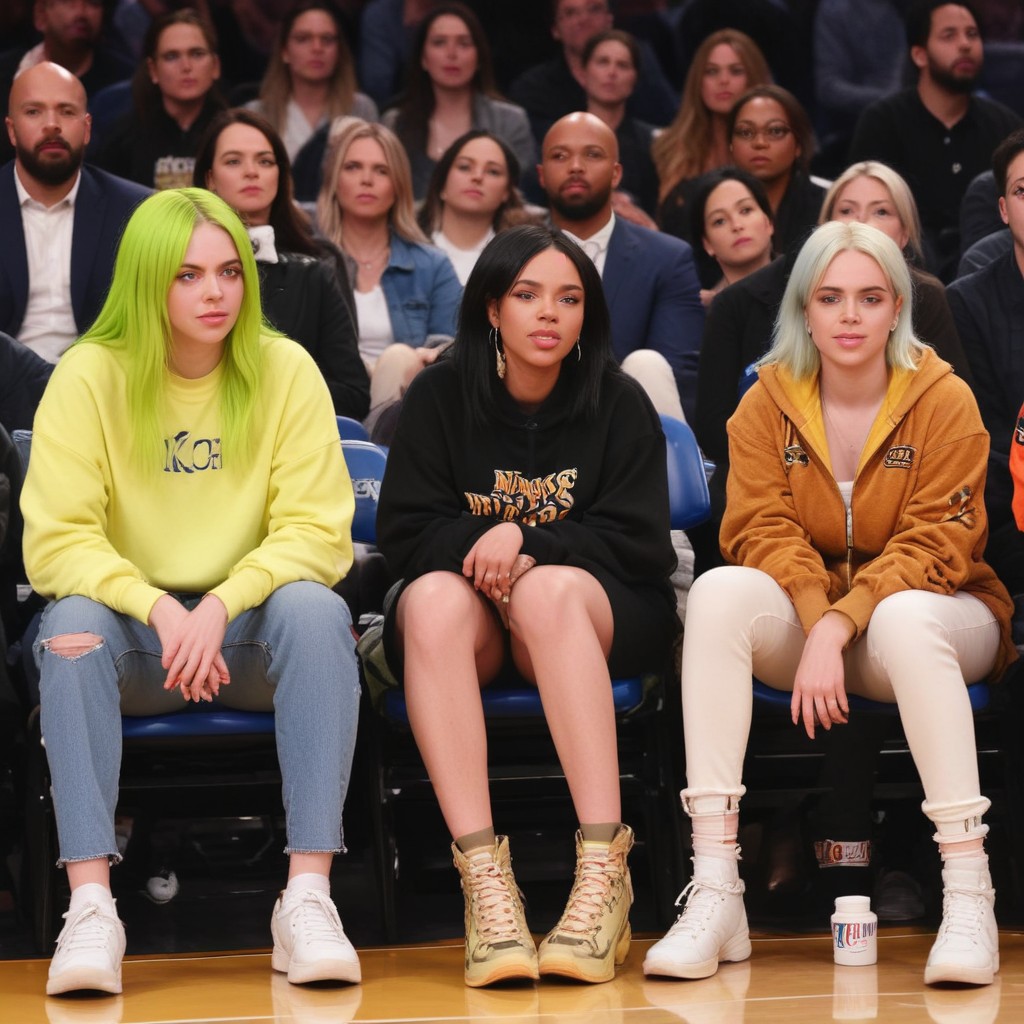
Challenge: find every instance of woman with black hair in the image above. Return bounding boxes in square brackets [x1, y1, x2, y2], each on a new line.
[194, 108, 369, 419]
[375, 225, 678, 988]
[417, 129, 536, 284]
[382, 3, 535, 199]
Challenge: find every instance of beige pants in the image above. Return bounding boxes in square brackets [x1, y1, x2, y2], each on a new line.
[620, 349, 686, 422]
[681, 565, 1000, 831]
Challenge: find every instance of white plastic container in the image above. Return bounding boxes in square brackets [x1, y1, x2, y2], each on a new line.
[831, 895, 878, 966]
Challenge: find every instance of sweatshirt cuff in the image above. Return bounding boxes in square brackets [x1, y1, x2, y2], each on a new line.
[790, 583, 833, 635]
[829, 590, 875, 642]
[209, 568, 271, 622]
[517, 523, 559, 563]
[120, 581, 168, 627]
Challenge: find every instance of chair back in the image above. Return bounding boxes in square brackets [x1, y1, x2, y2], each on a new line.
[340, 439, 386, 545]
[660, 415, 710, 530]
[336, 415, 370, 442]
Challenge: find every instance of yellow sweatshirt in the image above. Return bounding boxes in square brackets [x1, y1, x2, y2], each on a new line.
[22, 335, 354, 624]
[722, 347, 1015, 677]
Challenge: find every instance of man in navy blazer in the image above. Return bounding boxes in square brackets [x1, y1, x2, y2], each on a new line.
[538, 112, 703, 421]
[1, 62, 150, 360]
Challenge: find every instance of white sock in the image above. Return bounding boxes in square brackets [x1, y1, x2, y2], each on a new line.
[69, 882, 115, 914]
[692, 811, 740, 861]
[284, 873, 330, 902]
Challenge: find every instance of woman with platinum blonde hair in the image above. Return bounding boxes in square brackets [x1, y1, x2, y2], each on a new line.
[646, 221, 1014, 988]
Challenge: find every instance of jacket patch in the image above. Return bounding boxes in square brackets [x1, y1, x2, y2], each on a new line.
[1015, 416, 1024, 446]
[883, 445, 916, 469]
[941, 486, 976, 529]
[783, 444, 809, 470]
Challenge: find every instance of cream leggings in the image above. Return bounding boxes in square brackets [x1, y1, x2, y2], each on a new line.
[681, 566, 1001, 833]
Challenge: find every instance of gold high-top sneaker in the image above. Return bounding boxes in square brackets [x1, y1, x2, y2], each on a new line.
[452, 835, 539, 987]
[538, 825, 634, 983]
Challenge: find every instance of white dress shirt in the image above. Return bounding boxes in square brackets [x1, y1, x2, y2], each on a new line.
[15, 167, 81, 363]
[562, 212, 616, 277]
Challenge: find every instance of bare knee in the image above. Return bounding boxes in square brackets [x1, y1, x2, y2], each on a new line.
[42, 632, 105, 660]
[508, 567, 598, 636]
[398, 572, 483, 637]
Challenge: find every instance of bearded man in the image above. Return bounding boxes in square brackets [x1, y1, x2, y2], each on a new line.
[1, 61, 150, 361]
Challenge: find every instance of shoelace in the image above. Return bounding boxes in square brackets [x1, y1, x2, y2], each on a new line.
[466, 857, 525, 945]
[552, 850, 619, 936]
[288, 890, 345, 947]
[937, 887, 988, 942]
[59, 905, 117, 953]
[664, 879, 735, 939]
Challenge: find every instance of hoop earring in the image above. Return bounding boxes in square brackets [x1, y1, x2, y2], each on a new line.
[575, 339, 582, 362]
[490, 326, 506, 380]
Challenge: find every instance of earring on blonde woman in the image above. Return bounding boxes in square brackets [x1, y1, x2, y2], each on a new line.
[490, 326, 506, 380]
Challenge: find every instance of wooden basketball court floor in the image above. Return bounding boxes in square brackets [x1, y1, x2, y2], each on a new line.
[5, 928, 1024, 1023]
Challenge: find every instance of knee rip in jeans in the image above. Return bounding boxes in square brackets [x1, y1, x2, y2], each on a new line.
[42, 632, 105, 660]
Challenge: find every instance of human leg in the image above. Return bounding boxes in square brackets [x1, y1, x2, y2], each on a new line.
[396, 571, 534, 986]
[645, 566, 806, 979]
[620, 349, 686, 421]
[221, 581, 361, 984]
[849, 590, 1001, 985]
[504, 566, 631, 983]
[36, 596, 166, 996]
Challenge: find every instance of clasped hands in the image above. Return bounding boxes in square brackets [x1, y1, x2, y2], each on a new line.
[149, 592, 230, 703]
[790, 609, 856, 739]
[462, 522, 535, 628]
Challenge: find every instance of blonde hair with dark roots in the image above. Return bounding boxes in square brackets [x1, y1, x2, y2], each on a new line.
[77, 188, 270, 468]
[760, 221, 924, 379]
[316, 118, 429, 247]
[652, 29, 771, 204]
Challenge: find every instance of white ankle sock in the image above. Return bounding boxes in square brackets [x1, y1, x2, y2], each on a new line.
[69, 882, 115, 914]
[692, 811, 740, 861]
[284, 873, 330, 902]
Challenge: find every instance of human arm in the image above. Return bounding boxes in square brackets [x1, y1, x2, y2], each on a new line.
[0, 331, 53, 433]
[911, 270, 974, 389]
[150, 592, 230, 702]
[425, 252, 464, 339]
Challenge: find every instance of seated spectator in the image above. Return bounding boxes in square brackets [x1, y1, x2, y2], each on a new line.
[509, 0, 678, 144]
[375, 224, 678, 988]
[417, 129, 536, 285]
[849, 0, 1021, 281]
[0, 0, 135, 166]
[382, 3, 535, 201]
[579, 29, 659, 218]
[948, 128, 1024, 604]
[26, 188, 362, 997]
[655, 29, 771, 246]
[96, 9, 225, 189]
[687, 166, 774, 307]
[245, 1, 378, 167]
[538, 111, 703, 423]
[194, 108, 369, 419]
[1, 61, 150, 362]
[645, 219, 1013, 989]
[698, 160, 971, 577]
[727, 84, 825, 259]
[315, 119, 461, 430]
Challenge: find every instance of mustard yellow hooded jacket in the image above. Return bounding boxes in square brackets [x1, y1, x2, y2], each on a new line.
[722, 346, 1016, 677]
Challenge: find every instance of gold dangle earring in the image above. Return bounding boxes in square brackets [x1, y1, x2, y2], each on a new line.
[490, 326, 506, 379]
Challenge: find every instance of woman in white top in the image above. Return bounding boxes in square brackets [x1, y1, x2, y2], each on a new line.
[417, 130, 536, 285]
[247, 1, 378, 165]
[315, 119, 462, 432]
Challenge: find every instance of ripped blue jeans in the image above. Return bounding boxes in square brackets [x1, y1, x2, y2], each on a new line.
[35, 582, 360, 865]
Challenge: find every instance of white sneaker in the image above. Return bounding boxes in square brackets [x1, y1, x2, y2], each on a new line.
[924, 865, 999, 986]
[46, 902, 126, 996]
[271, 889, 361, 985]
[643, 858, 750, 980]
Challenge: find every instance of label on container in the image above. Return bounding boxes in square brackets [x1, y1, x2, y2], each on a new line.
[833, 919, 876, 952]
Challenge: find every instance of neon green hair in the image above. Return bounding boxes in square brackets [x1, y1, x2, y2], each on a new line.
[78, 188, 270, 467]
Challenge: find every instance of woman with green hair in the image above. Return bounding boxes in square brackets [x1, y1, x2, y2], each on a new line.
[23, 188, 363, 997]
